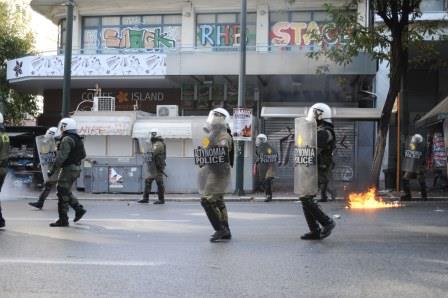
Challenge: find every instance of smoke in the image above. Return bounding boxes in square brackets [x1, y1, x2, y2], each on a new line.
[0, 170, 37, 201]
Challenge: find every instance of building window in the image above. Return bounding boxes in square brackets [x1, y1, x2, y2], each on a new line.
[81, 14, 181, 53]
[196, 13, 257, 50]
[419, 0, 446, 12]
[58, 19, 66, 53]
[269, 11, 344, 51]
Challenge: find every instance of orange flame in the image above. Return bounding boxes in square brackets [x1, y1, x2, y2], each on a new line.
[347, 187, 400, 209]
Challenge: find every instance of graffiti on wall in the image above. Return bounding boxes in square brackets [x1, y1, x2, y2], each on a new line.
[6, 54, 166, 79]
[270, 21, 347, 48]
[197, 24, 254, 47]
[103, 28, 177, 49]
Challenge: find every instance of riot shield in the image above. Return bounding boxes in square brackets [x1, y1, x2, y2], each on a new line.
[256, 142, 278, 180]
[35, 135, 57, 182]
[294, 117, 318, 196]
[138, 138, 157, 177]
[402, 136, 425, 173]
[192, 120, 231, 195]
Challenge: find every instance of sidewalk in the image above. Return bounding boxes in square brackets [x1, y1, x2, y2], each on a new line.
[15, 189, 448, 202]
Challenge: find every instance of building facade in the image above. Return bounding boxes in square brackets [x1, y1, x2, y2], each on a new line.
[7, 0, 378, 193]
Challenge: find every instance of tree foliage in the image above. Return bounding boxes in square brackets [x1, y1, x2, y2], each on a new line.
[0, 1, 37, 125]
[304, 0, 446, 184]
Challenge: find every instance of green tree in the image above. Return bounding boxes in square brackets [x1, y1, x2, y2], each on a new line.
[302, 0, 445, 184]
[0, 1, 37, 125]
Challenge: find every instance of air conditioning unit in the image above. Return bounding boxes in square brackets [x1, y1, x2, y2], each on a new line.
[156, 105, 178, 117]
[93, 96, 115, 111]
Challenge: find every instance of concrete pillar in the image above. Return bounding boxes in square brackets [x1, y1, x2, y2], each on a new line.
[181, 4, 195, 50]
[72, 6, 81, 53]
[357, 0, 369, 26]
[256, 3, 269, 52]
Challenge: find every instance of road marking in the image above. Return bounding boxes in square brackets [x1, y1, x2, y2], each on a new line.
[0, 258, 164, 267]
[6, 218, 190, 223]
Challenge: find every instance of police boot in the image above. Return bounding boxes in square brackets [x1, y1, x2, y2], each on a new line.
[210, 228, 231, 242]
[29, 201, 44, 209]
[221, 220, 232, 240]
[420, 183, 428, 200]
[153, 192, 165, 204]
[318, 184, 328, 202]
[50, 202, 69, 227]
[74, 206, 87, 222]
[300, 230, 321, 240]
[401, 179, 412, 201]
[320, 219, 336, 239]
[0, 209, 5, 228]
[201, 200, 222, 232]
[264, 195, 272, 202]
[138, 187, 150, 203]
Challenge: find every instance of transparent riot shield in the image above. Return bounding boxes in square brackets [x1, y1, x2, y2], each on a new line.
[402, 136, 424, 173]
[138, 138, 157, 177]
[192, 120, 231, 195]
[257, 142, 278, 179]
[35, 135, 57, 183]
[294, 117, 318, 196]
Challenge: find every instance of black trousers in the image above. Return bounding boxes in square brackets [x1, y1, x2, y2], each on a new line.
[300, 196, 332, 232]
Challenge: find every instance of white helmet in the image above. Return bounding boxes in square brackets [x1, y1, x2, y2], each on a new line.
[0, 112, 3, 124]
[57, 117, 77, 135]
[150, 128, 160, 138]
[206, 108, 231, 128]
[255, 134, 267, 146]
[45, 127, 58, 138]
[306, 103, 332, 123]
[411, 134, 423, 144]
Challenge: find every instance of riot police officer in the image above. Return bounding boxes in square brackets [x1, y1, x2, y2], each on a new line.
[48, 118, 87, 227]
[195, 108, 234, 242]
[0, 113, 9, 228]
[255, 134, 278, 202]
[138, 128, 166, 204]
[401, 133, 427, 201]
[297, 103, 336, 240]
[29, 127, 58, 209]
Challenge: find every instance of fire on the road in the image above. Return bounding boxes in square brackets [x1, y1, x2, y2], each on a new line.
[347, 187, 401, 209]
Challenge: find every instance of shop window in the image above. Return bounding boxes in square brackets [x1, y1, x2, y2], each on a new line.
[196, 12, 257, 50]
[419, 0, 445, 12]
[102, 16, 120, 26]
[269, 10, 338, 51]
[84, 17, 100, 27]
[82, 15, 181, 52]
[163, 15, 182, 25]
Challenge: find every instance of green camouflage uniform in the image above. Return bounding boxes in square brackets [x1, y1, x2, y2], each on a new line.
[50, 132, 86, 222]
[200, 130, 233, 230]
[0, 130, 10, 225]
[143, 137, 166, 201]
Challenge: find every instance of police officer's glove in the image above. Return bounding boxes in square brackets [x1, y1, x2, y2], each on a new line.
[47, 169, 54, 177]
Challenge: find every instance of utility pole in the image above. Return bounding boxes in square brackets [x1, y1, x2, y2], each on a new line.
[235, 0, 247, 196]
[61, 0, 74, 117]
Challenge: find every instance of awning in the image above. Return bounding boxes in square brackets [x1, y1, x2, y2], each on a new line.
[261, 106, 382, 120]
[415, 96, 448, 128]
[132, 119, 192, 139]
[72, 111, 136, 136]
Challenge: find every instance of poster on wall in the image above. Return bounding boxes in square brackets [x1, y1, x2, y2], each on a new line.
[232, 108, 252, 141]
[109, 168, 124, 188]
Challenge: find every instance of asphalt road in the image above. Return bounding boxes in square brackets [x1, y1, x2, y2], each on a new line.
[0, 199, 448, 297]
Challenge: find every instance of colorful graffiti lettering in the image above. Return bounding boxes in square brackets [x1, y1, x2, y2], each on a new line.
[197, 24, 254, 47]
[270, 21, 347, 48]
[103, 28, 176, 49]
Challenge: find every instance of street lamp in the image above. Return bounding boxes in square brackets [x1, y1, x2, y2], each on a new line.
[235, 0, 247, 196]
[62, 0, 74, 117]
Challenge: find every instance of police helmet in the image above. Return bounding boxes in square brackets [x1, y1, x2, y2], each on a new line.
[45, 127, 58, 138]
[411, 134, 423, 144]
[306, 103, 332, 123]
[57, 117, 77, 135]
